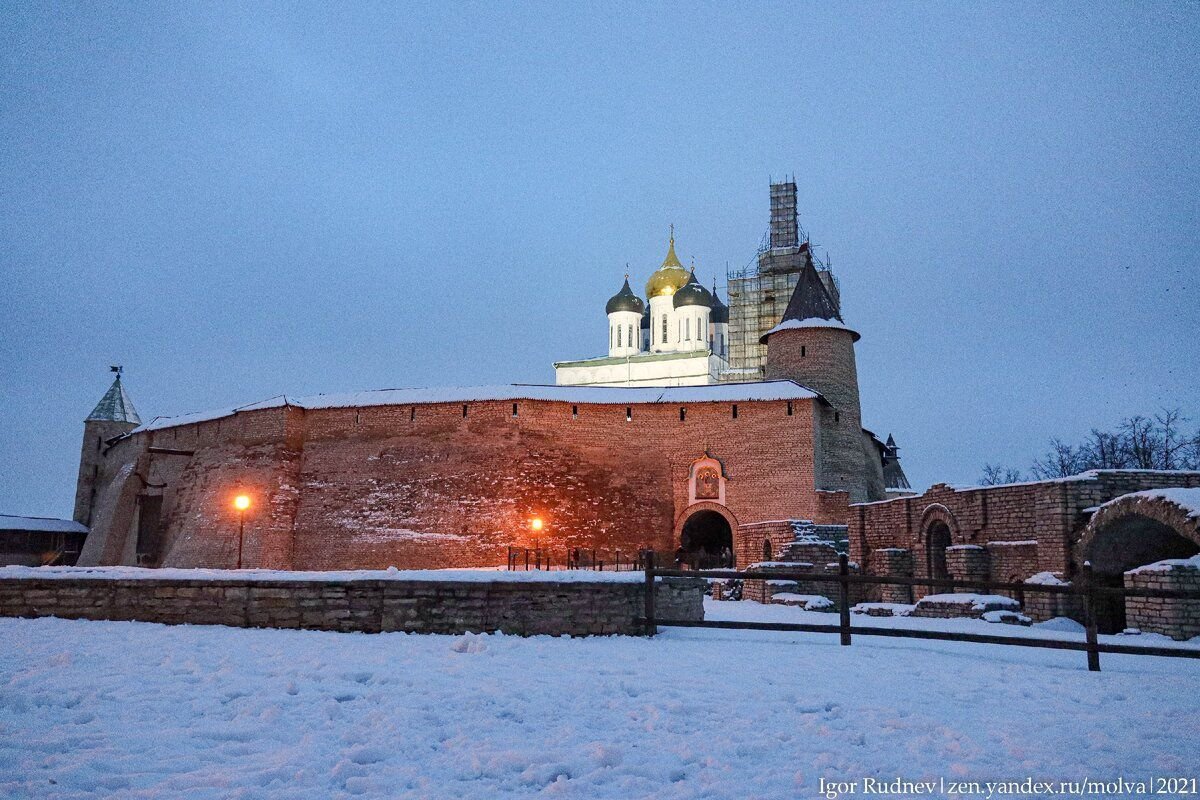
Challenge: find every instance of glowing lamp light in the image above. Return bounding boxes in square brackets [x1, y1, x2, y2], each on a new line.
[234, 494, 251, 511]
[530, 517, 544, 532]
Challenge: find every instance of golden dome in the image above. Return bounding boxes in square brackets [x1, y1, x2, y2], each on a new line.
[645, 230, 691, 297]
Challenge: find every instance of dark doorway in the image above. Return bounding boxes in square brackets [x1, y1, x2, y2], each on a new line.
[136, 495, 164, 566]
[926, 521, 952, 581]
[1085, 514, 1199, 633]
[679, 510, 733, 570]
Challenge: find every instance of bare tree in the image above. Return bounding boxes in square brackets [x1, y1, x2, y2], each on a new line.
[1082, 428, 1129, 469]
[979, 464, 1024, 485]
[1030, 438, 1089, 480]
[984, 406, 1198, 481]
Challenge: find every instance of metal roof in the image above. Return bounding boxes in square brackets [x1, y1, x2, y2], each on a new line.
[86, 375, 141, 424]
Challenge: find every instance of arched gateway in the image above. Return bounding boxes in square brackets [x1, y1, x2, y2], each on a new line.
[674, 502, 737, 569]
[1076, 491, 1200, 632]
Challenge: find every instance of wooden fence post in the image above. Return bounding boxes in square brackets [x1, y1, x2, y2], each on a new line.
[644, 550, 657, 636]
[1082, 561, 1101, 672]
[838, 553, 852, 646]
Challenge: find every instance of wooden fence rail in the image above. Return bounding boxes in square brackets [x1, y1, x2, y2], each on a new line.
[639, 551, 1200, 672]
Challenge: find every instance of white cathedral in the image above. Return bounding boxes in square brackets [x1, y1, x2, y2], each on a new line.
[554, 229, 731, 387]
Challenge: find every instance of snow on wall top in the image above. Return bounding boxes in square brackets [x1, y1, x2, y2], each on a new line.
[853, 470, 1200, 507]
[761, 317, 859, 338]
[0, 515, 88, 534]
[1126, 553, 1200, 575]
[132, 381, 821, 433]
[1098, 487, 1200, 520]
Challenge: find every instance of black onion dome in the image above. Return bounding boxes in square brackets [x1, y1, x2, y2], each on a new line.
[710, 281, 729, 323]
[605, 277, 645, 315]
[672, 272, 713, 309]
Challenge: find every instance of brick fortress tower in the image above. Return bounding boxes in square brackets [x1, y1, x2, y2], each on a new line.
[761, 241, 886, 504]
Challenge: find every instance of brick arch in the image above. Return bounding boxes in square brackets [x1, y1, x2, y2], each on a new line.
[917, 504, 960, 544]
[673, 502, 739, 549]
[1076, 492, 1200, 574]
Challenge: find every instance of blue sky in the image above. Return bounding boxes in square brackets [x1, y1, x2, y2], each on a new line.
[2, 2, 1197, 517]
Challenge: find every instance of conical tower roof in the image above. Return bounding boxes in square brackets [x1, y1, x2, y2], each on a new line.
[882, 433, 912, 490]
[760, 251, 858, 342]
[87, 371, 141, 424]
[780, 252, 841, 323]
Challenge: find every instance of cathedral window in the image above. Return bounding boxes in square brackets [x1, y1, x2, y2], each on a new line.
[628, 325, 634, 349]
[617, 326, 623, 348]
[610, 326, 614, 349]
[662, 316, 667, 343]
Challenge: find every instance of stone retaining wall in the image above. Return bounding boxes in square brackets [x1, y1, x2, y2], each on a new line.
[0, 574, 704, 637]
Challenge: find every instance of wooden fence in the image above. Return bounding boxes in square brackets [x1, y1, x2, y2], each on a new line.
[639, 551, 1200, 672]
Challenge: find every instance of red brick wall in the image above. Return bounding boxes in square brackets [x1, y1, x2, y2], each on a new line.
[84, 395, 850, 570]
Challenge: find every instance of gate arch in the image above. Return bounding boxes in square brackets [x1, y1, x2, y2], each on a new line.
[673, 502, 738, 569]
[1075, 491, 1200, 632]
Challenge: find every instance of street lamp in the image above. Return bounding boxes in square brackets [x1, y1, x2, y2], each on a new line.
[233, 493, 251, 569]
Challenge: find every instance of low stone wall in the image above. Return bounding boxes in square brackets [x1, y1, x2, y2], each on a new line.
[1125, 561, 1200, 641]
[1023, 574, 1083, 623]
[0, 569, 704, 637]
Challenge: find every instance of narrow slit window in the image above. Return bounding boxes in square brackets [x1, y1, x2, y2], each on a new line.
[572, 405, 578, 419]
[732, 404, 738, 419]
[462, 404, 468, 418]
[801, 345, 806, 357]
[625, 407, 632, 422]
[679, 407, 686, 422]
[410, 407, 415, 422]
[512, 403, 518, 417]
[834, 411, 840, 423]
[786, 401, 793, 416]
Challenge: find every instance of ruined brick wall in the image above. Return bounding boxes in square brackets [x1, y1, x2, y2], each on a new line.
[0, 573, 704, 637]
[82, 395, 846, 571]
[849, 471, 1200, 599]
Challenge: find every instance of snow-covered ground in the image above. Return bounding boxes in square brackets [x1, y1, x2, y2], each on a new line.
[1, 603, 1197, 799]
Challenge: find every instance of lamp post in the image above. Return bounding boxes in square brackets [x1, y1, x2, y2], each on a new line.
[233, 493, 251, 569]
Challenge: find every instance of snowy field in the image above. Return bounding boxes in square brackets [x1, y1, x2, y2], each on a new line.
[2, 602, 1197, 799]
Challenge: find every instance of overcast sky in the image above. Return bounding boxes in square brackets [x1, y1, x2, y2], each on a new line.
[2, 2, 1197, 517]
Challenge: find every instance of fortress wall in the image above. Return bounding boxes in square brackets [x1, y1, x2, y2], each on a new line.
[88, 395, 845, 571]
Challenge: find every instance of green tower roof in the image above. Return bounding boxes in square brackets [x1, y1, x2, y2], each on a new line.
[87, 371, 141, 424]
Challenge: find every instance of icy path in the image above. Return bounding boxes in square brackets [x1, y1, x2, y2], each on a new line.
[1, 615, 1196, 799]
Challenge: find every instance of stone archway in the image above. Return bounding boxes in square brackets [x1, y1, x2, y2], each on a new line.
[673, 502, 738, 569]
[916, 504, 959, 596]
[1075, 491, 1200, 633]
